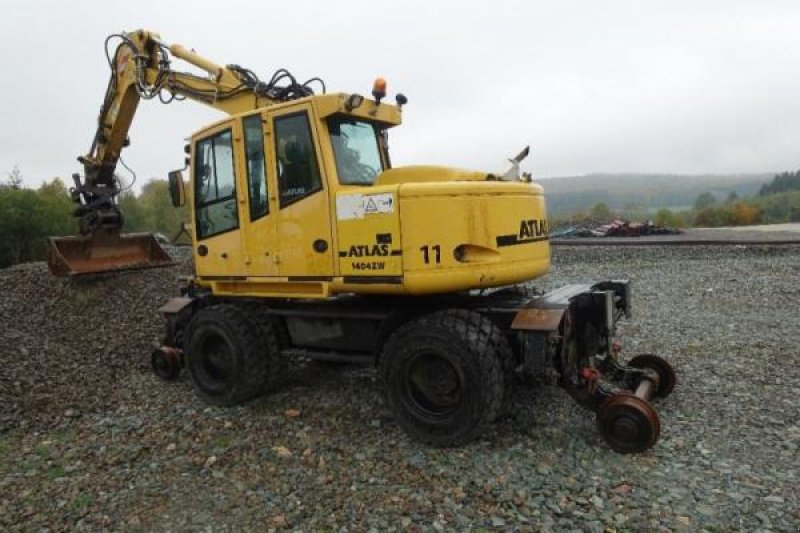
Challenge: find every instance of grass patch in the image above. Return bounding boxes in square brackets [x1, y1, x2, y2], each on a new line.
[70, 491, 92, 511]
[47, 465, 66, 480]
[34, 444, 51, 460]
[214, 435, 232, 450]
[53, 429, 77, 443]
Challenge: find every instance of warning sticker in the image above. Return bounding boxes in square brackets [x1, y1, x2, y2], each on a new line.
[336, 193, 394, 220]
[367, 193, 394, 214]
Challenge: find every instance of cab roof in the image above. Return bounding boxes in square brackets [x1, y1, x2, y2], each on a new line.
[190, 92, 403, 139]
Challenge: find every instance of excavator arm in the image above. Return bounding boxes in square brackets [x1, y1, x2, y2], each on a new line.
[49, 29, 324, 276]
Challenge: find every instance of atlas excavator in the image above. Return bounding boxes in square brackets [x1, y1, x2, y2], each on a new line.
[48, 29, 676, 452]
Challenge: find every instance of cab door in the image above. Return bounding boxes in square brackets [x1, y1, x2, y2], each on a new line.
[268, 105, 334, 277]
[240, 113, 279, 277]
[191, 122, 246, 277]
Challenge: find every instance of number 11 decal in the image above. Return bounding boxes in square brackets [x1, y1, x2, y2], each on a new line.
[420, 244, 441, 265]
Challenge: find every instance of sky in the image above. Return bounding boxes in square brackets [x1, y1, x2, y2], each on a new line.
[1, 0, 799, 189]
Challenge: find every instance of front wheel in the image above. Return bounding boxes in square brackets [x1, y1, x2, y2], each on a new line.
[184, 304, 268, 406]
[380, 310, 506, 447]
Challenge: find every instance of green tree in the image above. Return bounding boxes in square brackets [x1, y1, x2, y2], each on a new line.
[0, 188, 45, 266]
[137, 179, 188, 238]
[37, 178, 74, 237]
[759, 170, 800, 196]
[693, 207, 725, 227]
[118, 191, 147, 232]
[654, 208, 683, 228]
[694, 192, 717, 210]
[0, 175, 76, 267]
[590, 202, 613, 222]
[750, 190, 800, 223]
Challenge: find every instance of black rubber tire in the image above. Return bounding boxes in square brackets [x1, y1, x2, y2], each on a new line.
[380, 309, 505, 447]
[245, 306, 289, 393]
[497, 332, 516, 417]
[489, 285, 534, 407]
[184, 304, 268, 406]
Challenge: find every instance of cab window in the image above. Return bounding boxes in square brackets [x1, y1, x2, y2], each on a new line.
[274, 113, 322, 207]
[329, 117, 383, 185]
[243, 115, 269, 220]
[195, 130, 238, 239]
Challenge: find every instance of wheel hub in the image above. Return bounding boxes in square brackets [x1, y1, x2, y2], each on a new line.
[610, 415, 639, 441]
[597, 393, 661, 453]
[200, 334, 234, 383]
[405, 353, 463, 418]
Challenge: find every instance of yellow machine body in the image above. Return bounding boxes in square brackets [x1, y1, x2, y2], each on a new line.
[187, 94, 551, 298]
[53, 29, 550, 294]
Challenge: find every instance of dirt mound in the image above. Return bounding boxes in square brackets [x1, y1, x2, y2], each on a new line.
[0, 261, 189, 432]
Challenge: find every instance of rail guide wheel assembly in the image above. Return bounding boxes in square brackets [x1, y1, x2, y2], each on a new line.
[595, 353, 676, 453]
[151, 346, 183, 381]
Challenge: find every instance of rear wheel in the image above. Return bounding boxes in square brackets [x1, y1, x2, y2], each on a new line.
[184, 304, 267, 406]
[246, 307, 288, 392]
[380, 310, 505, 447]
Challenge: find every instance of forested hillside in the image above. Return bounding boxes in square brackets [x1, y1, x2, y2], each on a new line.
[539, 173, 770, 216]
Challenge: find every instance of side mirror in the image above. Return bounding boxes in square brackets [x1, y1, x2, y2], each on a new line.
[168, 170, 186, 207]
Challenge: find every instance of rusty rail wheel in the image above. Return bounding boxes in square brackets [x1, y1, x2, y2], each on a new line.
[628, 354, 676, 398]
[597, 393, 661, 453]
[151, 346, 183, 381]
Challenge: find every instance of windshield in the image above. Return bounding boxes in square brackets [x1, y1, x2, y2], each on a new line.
[329, 118, 384, 185]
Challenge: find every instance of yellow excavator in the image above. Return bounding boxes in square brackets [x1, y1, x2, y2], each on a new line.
[49, 30, 676, 452]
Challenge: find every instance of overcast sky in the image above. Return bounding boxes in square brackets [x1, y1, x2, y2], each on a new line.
[1, 0, 799, 189]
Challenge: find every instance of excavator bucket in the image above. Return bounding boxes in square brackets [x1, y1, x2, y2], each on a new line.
[47, 231, 174, 277]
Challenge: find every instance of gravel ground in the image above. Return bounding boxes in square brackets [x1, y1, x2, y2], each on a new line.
[1, 244, 799, 531]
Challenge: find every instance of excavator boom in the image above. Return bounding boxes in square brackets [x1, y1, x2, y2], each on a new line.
[49, 30, 321, 276]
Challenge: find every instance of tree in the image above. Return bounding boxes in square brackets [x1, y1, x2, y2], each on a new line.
[6, 165, 23, 189]
[118, 191, 147, 232]
[725, 191, 739, 204]
[693, 207, 725, 227]
[759, 170, 800, 196]
[0, 176, 76, 268]
[137, 179, 188, 237]
[36, 178, 74, 238]
[729, 202, 760, 226]
[694, 192, 717, 210]
[0, 187, 44, 265]
[590, 202, 613, 222]
[654, 208, 683, 228]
